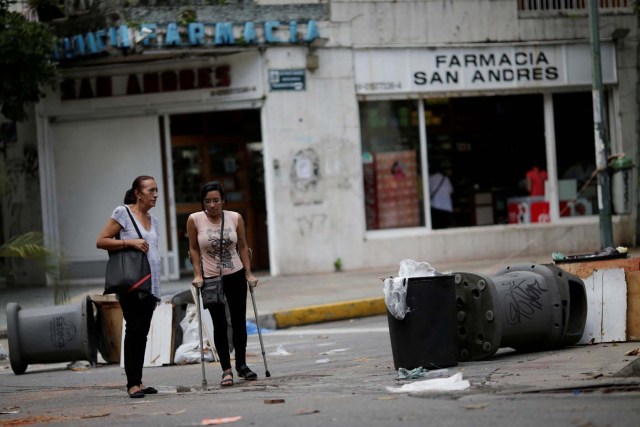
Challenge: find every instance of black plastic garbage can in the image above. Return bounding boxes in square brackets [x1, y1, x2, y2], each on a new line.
[6, 296, 96, 375]
[387, 275, 458, 370]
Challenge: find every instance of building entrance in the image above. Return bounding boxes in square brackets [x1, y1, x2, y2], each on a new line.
[170, 109, 268, 276]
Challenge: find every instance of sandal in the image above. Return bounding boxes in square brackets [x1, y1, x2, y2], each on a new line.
[221, 370, 234, 387]
[237, 365, 258, 381]
[139, 384, 158, 394]
[128, 386, 145, 399]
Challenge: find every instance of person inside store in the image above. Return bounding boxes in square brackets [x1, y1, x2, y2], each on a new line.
[96, 175, 162, 399]
[563, 158, 596, 190]
[186, 181, 259, 387]
[429, 162, 455, 229]
[525, 162, 548, 197]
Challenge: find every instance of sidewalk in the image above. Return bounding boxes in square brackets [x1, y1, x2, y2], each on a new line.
[1, 247, 638, 335]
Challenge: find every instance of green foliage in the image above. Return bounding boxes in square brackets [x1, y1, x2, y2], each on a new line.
[0, 142, 68, 303]
[0, 231, 51, 259]
[0, 0, 57, 122]
[178, 8, 197, 26]
[0, 231, 69, 304]
[334, 257, 343, 272]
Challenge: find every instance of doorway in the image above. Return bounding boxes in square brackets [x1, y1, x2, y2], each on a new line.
[170, 109, 268, 276]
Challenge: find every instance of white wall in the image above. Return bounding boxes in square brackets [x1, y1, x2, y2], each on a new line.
[50, 116, 167, 278]
[262, 47, 365, 274]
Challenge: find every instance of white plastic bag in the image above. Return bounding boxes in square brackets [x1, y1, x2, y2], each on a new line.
[384, 259, 441, 320]
[398, 259, 437, 278]
[384, 277, 409, 320]
[174, 341, 214, 364]
[173, 303, 214, 364]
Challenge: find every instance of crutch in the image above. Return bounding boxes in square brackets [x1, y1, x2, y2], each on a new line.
[195, 281, 208, 389]
[248, 279, 271, 377]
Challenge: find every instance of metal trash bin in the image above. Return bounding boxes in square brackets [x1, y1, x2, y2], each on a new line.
[387, 275, 458, 370]
[6, 296, 96, 375]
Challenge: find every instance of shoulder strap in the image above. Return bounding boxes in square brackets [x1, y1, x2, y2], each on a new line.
[124, 206, 144, 239]
[219, 211, 224, 276]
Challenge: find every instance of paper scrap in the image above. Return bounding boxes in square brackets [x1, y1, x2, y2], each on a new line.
[386, 372, 470, 393]
[201, 416, 242, 425]
[268, 345, 292, 356]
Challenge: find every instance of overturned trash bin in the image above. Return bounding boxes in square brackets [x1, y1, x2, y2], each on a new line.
[6, 296, 96, 375]
[386, 275, 458, 370]
[454, 263, 587, 361]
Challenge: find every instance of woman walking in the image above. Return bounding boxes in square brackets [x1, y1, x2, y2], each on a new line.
[187, 181, 259, 387]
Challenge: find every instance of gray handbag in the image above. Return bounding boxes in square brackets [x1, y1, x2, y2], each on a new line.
[201, 211, 226, 307]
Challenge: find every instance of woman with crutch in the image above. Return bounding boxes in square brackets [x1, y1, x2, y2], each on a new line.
[187, 181, 259, 387]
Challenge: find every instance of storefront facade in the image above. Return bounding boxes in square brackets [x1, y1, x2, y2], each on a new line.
[13, 1, 637, 283]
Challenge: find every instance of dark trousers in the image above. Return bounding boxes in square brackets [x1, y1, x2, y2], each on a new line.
[119, 293, 157, 390]
[431, 208, 454, 229]
[207, 268, 248, 371]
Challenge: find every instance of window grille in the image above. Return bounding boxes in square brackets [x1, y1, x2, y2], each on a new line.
[518, 0, 630, 11]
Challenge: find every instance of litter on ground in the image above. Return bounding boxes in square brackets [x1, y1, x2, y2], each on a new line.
[386, 372, 471, 393]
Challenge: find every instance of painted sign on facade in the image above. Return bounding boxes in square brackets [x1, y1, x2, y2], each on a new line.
[354, 43, 617, 94]
[53, 20, 320, 61]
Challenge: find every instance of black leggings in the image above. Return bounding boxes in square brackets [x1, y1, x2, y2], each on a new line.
[119, 293, 157, 390]
[206, 268, 248, 371]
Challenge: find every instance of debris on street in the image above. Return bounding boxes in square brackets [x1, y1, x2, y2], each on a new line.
[268, 345, 291, 356]
[386, 372, 470, 393]
[201, 415, 242, 425]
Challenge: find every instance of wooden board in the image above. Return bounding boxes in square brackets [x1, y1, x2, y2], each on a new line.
[627, 271, 640, 341]
[90, 295, 122, 364]
[98, 302, 123, 363]
[558, 257, 639, 279]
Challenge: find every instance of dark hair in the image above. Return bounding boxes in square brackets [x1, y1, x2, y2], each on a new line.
[200, 181, 225, 211]
[124, 175, 155, 204]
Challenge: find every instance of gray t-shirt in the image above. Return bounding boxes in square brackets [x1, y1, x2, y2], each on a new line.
[111, 205, 161, 300]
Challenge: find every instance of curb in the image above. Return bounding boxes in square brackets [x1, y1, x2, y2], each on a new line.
[263, 297, 387, 329]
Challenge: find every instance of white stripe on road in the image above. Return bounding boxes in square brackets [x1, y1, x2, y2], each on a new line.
[258, 327, 389, 336]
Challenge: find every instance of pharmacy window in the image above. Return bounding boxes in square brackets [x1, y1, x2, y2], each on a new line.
[359, 93, 597, 230]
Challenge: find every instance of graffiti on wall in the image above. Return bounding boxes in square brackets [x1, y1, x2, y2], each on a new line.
[295, 214, 327, 236]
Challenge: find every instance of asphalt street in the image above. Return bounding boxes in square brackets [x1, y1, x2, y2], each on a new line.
[1, 315, 639, 427]
[1, 250, 639, 426]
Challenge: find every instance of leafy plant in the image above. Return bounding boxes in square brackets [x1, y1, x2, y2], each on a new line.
[178, 8, 197, 26]
[334, 257, 343, 272]
[0, 0, 58, 122]
[0, 231, 69, 304]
